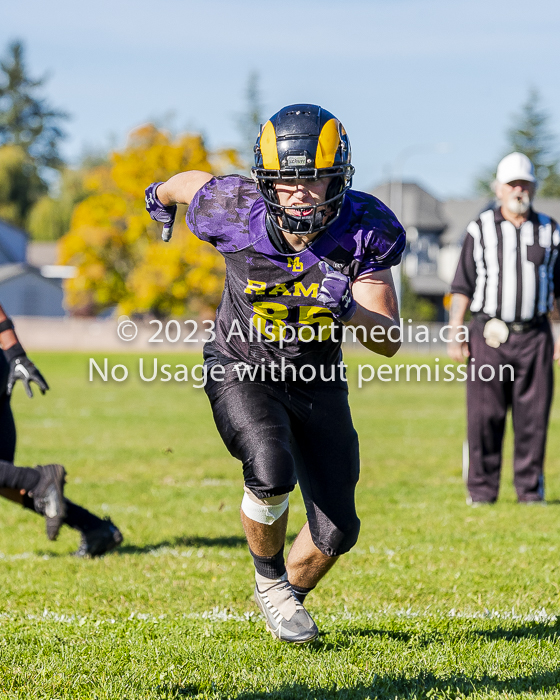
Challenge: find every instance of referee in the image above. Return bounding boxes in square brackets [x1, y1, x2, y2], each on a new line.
[448, 152, 560, 504]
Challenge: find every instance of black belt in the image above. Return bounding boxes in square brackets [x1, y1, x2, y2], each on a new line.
[474, 314, 545, 334]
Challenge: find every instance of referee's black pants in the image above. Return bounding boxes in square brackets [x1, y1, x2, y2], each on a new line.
[466, 318, 553, 503]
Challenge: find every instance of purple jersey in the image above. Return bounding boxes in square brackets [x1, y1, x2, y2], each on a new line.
[187, 175, 405, 369]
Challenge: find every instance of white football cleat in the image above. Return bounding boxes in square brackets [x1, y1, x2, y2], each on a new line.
[254, 572, 318, 644]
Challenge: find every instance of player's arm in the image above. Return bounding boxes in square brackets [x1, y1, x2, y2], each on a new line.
[0, 303, 49, 397]
[156, 171, 214, 207]
[347, 270, 401, 356]
[447, 293, 471, 362]
[145, 171, 214, 241]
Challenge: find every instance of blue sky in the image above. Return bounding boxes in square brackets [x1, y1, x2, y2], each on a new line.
[2, 0, 560, 198]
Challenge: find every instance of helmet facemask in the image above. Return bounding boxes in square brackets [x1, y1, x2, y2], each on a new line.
[255, 168, 353, 237]
[251, 104, 354, 238]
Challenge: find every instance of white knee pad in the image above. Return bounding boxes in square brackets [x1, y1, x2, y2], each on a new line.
[241, 492, 289, 525]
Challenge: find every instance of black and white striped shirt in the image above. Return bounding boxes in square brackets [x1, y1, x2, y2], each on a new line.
[451, 207, 560, 322]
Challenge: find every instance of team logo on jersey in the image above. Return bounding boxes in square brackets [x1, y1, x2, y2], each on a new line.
[287, 257, 304, 273]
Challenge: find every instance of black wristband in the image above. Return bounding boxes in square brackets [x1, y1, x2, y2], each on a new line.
[0, 319, 14, 333]
[4, 342, 26, 362]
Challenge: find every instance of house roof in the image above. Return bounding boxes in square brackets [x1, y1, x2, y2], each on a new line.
[0, 263, 27, 283]
[370, 182, 447, 232]
[441, 197, 560, 246]
[0, 263, 62, 289]
[369, 184, 560, 248]
[440, 199, 491, 245]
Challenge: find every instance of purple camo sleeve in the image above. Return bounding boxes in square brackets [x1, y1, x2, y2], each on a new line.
[352, 194, 406, 278]
[186, 175, 261, 252]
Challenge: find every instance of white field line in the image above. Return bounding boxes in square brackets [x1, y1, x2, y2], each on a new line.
[0, 606, 557, 626]
[0, 546, 245, 560]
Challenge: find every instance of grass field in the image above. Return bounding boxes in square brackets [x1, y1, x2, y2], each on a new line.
[2, 351, 560, 699]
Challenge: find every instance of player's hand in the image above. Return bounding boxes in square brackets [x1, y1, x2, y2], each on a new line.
[317, 262, 357, 322]
[6, 350, 49, 398]
[145, 182, 177, 227]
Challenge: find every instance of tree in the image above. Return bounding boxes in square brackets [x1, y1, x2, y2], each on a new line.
[0, 144, 46, 227]
[400, 272, 437, 322]
[0, 40, 68, 229]
[476, 89, 560, 197]
[58, 124, 232, 317]
[0, 40, 67, 169]
[27, 167, 91, 241]
[235, 72, 265, 171]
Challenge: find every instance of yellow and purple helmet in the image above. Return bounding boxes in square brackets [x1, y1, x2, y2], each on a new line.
[252, 104, 354, 236]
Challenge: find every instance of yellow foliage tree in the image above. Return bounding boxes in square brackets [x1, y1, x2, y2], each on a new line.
[58, 124, 234, 316]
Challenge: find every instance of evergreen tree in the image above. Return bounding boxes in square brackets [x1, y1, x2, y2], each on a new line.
[0, 40, 68, 169]
[476, 89, 560, 197]
[507, 88, 556, 182]
[0, 40, 69, 229]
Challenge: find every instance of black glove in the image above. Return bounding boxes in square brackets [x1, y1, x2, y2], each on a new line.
[4, 343, 49, 398]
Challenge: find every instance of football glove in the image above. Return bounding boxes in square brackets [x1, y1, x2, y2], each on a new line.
[145, 182, 177, 241]
[317, 262, 357, 322]
[4, 343, 49, 398]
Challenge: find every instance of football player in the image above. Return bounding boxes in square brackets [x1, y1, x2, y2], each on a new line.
[0, 304, 123, 556]
[146, 104, 405, 642]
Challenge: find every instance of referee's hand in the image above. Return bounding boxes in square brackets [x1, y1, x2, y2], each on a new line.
[448, 340, 469, 363]
[554, 336, 560, 366]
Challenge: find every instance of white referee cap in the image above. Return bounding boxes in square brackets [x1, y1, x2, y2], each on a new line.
[496, 152, 536, 184]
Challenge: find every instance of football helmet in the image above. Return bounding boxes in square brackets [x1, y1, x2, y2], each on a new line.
[252, 104, 354, 236]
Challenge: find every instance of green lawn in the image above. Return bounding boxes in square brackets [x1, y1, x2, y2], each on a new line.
[2, 351, 560, 699]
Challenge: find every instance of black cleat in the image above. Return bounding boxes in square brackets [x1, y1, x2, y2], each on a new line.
[29, 464, 67, 541]
[73, 518, 123, 558]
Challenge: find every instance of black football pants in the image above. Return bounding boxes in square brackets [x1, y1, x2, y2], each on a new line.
[205, 364, 361, 557]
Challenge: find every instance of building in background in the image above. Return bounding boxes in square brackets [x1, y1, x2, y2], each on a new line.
[0, 220, 74, 317]
[372, 182, 560, 320]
